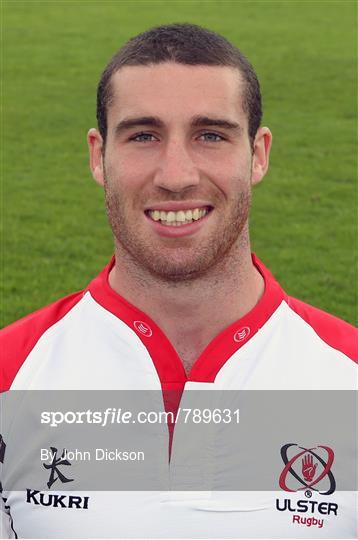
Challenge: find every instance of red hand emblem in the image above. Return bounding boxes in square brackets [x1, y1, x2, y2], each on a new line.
[302, 454, 317, 482]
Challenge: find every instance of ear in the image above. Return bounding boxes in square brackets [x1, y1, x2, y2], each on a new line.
[87, 128, 105, 187]
[251, 127, 272, 186]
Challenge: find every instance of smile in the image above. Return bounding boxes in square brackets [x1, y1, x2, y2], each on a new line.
[146, 207, 212, 227]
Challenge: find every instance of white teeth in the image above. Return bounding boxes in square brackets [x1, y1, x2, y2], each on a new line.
[148, 207, 210, 226]
[166, 211, 175, 223]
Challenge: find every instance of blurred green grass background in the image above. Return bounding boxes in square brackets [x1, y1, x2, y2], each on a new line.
[2, 0, 357, 326]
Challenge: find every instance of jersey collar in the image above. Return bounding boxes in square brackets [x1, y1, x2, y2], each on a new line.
[87, 254, 286, 384]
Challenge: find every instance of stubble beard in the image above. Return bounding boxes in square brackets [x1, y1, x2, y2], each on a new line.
[104, 174, 252, 284]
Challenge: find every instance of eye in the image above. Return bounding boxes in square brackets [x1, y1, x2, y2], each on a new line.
[129, 132, 158, 142]
[198, 132, 225, 142]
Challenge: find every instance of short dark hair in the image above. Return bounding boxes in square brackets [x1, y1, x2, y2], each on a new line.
[97, 23, 262, 147]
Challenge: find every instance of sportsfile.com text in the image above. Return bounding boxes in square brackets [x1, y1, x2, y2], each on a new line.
[40, 407, 240, 427]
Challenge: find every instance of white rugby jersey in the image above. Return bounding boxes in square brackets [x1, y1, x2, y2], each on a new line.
[0, 255, 357, 539]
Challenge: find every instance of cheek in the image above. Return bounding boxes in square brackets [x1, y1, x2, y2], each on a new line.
[106, 152, 155, 189]
[104, 164, 150, 218]
[208, 158, 251, 194]
[104, 162, 138, 201]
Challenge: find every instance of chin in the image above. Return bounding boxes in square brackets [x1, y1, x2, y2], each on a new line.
[144, 257, 217, 283]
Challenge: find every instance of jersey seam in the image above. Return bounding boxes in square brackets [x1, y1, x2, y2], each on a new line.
[284, 299, 355, 363]
[10, 294, 88, 390]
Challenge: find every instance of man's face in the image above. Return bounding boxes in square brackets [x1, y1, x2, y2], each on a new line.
[89, 63, 270, 281]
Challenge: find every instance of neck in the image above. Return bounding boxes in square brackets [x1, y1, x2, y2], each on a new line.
[109, 236, 264, 374]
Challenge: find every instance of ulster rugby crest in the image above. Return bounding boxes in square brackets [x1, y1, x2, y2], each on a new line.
[279, 443, 335, 495]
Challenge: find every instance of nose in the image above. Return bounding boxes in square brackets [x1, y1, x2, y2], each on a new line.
[153, 138, 200, 193]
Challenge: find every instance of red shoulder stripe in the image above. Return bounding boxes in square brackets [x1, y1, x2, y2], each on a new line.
[287, 296, 358, 363]
[0, 292, 84, 391]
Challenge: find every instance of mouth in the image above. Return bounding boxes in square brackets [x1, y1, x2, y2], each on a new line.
[145, 206, 213, 227]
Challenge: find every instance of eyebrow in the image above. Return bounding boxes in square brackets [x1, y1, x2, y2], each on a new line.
[114, 115, 242, 136]
[114, 116, 164, 136]
[191, 115, 242, 133]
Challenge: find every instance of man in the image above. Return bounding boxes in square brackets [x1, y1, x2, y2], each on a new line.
[1, 24, 357, 539]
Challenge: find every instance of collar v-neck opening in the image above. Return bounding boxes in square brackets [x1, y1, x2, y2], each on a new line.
[87, 254, 285, 385]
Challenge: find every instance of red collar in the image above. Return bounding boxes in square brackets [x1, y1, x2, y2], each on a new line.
[88, 254, 285, 384]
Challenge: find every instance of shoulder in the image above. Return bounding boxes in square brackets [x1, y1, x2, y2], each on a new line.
[285, 295, 357, 363]
[0, 291, 84, 391]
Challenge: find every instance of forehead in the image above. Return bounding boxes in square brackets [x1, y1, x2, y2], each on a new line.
[107, 63, 246, 126]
